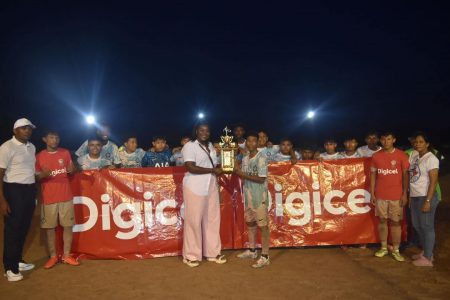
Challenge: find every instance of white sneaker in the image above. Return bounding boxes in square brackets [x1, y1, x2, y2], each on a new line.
[19, 261, 35, 272]
[237, 249, 258, 259]
[183, 258, 200, 268]
[4, 270, 23, 282]
[252, 256, 270, 268]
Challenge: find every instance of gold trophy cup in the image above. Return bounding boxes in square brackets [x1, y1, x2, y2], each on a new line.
[219, 126, 238, 173]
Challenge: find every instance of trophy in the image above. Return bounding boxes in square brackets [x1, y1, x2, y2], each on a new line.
[219, 126, 238, 173]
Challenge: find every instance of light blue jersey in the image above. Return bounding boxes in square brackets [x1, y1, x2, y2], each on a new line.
[257, 145, 280, 161]
[337, 151, 361, 159]
[142, 149, 172, 167]
[77, 154, 111, 170]
[119, 148, 146, 168]
[271, 151, 301, 162]
[241, 151, 268, 208]
[170, 151, 184, 166]
[75, 140, 121, 165]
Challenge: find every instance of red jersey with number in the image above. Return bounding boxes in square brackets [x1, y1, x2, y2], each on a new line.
[371, 148, 409, 200]
[35, 148, 73, 204]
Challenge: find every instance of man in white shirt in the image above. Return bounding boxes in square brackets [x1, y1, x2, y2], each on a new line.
[0, 118, 37, 282]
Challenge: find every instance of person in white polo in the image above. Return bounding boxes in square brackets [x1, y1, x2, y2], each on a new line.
[0, 118, 37, 282]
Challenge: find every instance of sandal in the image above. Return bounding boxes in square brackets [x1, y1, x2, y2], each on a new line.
[183, 258, 200, 267]
[207, 254, 227, 264]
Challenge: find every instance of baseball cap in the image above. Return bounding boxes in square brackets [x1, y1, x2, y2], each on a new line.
[13, 118, 36, 130]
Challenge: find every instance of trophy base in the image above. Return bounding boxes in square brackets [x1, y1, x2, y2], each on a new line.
[221, 167, 234, 174]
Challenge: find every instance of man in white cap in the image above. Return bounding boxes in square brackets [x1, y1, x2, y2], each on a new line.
[0, 118, 37, 282]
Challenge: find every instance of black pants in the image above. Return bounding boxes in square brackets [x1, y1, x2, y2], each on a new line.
[3, 182, 36, 273]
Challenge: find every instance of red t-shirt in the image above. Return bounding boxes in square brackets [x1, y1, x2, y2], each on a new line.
[371, 148, 410, 200]
[35, 148, 73, 204]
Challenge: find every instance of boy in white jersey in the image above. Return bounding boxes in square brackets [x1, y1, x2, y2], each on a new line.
[300, 145, 316, 161]
[319, 139, 340, 160]
[75, 124, 121, 168]
[171, 136, 190, 166]
[118, 136, 146, 168]
[77, 137, 114, 170]
[357, 132, 381, 157]
[234, 133, 270, 268]
[233, 125, 246, 149]
[257, 130, 280, 160]
[338, 137, 361, 159]
[271, 138, 300, 163]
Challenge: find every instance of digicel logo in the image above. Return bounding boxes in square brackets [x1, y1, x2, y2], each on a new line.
[51, 168, 67, 176]
[377, 168, 398, 175]
[72, 181, 372, 240]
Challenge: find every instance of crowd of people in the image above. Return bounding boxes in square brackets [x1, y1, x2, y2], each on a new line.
[0, 118, 442, 281]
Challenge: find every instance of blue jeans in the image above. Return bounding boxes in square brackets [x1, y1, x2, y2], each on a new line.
[410, 194, 439, 259]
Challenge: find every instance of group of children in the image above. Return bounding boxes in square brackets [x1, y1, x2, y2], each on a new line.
[73, 125, 384, 172]
[2, 118, 438, 283]
[39, 124, 441, 270]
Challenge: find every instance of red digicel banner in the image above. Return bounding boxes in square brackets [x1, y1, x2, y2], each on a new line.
[70, 158, 402, 260]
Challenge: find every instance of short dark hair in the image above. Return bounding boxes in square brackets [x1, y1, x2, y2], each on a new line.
[301, 145, 316, 152]
[280, 138, 293, 145]
[43, 130, 59, 137]
[324, 138, 336, 144]
[123, 135, 138, 143]
[233, 123, 246, 130]
[380, 131, 396, 138]
[246, 131, 259, 139]
[343, 137, 358, 143]
[88, 136, 102, 143]
[365, 131, 379, 138]
[152, 136, 166, 142]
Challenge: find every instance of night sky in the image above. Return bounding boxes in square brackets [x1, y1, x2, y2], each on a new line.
[1, 1, 449, 151]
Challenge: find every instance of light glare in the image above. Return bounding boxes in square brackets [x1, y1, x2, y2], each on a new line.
[86, 115, 96, 124]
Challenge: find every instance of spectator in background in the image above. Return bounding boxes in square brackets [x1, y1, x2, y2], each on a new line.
[141, 136, 172, 167]
[357, 132, 381, 157]
[75, 124, 121, 168]
[77, 137, 114, 170]
[118, 135, 145, 168]
[319, 139, 340, 160]
[171, 136, 190, 166]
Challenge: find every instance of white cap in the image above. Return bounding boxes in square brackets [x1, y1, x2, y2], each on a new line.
[13, 118, 36, 130]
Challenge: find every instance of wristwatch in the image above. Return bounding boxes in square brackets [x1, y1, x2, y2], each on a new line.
[425, 199, 431, 203]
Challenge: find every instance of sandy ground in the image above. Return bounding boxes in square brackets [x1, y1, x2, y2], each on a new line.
[1, 175, 450, 300]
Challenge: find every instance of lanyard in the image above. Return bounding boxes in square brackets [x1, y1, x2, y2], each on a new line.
[198, 142, 215, 168]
